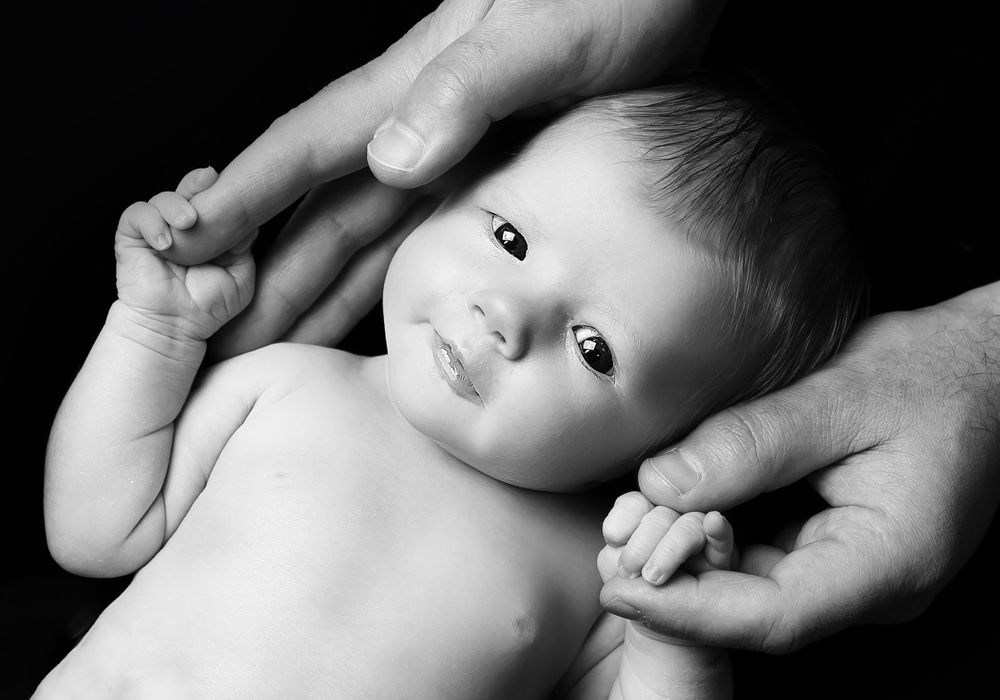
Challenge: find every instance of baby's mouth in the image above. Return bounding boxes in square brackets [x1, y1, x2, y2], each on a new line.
[434, 333, 482, 404]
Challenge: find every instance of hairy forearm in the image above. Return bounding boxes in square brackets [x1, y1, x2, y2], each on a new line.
[44, 301, 206, 576]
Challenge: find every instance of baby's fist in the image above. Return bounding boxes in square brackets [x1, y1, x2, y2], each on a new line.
[115, 167, 255, 340]
[600, 492, 736, 585]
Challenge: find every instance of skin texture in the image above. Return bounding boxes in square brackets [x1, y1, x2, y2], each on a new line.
[145, 0, 998, 653]
[601, 281, 1000, 651]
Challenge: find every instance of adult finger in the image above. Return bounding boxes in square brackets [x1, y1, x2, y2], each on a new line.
[282, 197, 440, 347]
[367, 7, 568, 186]
[209, 173, 416, 358]
[369, 0, 722, 187]
[637, 368, 875, 513]
[600, 516, 892, 653]
[160, 3, 481, 266]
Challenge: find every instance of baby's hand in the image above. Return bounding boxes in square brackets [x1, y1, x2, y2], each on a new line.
[598, 492, 737, 586]
[115, 167, 256, 341]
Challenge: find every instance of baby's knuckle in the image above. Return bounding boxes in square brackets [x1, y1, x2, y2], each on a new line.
[673, 513, 704, 536]
[642, 506, 675, 529]
[614, 491, 649, 514]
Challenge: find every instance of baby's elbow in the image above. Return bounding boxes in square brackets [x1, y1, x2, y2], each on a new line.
[45, 527, 146, 579]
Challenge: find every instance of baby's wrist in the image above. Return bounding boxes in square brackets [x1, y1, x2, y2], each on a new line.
[106, 301, 208, 364]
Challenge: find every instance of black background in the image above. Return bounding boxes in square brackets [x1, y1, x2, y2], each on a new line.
[6, 1, 998, 697]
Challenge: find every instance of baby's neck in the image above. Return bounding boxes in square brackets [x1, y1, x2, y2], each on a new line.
[357, 352, 479, 471]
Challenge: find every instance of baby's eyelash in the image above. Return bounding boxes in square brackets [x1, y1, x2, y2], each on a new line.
[573, 325, 615, 378]
[490, 213, 528, 261]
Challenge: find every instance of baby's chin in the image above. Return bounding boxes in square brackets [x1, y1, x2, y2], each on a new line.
[384, 368, 633, 492]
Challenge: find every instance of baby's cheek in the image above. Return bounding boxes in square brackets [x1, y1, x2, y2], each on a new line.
[521, 411, 633, 489]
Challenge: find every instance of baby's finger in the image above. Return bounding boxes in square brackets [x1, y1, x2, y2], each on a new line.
[617, 506, 681, 578]
[597, 544, 623, 584]
[207, 171, 416, 358]
[641, 512, 707, 585]
[117, 202, 147, 240]
[120, 201, 171, 251]
[150, 191, 197, 231]
[176, 166, 219, 200]
[703, 511, 736, 571]
[602, 491, 655, 546]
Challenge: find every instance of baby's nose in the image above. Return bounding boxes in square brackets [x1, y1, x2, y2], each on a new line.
[467, 289, 538, 360]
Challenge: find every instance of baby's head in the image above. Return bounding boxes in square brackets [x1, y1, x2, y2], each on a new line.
[382, 72, 864, 492]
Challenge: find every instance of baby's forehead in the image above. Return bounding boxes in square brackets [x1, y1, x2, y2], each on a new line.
[518, 109, 643, 168]
[470, 111, 650, 213]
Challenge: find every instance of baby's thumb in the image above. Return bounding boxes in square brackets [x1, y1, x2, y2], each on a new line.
[366, 15, 579, 188]
[638, 373, 862, 512]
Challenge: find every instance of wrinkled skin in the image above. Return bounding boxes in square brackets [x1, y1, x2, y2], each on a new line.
[602, 281, 1000, 652]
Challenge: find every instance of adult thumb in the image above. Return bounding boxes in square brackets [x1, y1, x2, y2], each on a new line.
[366, 10, 588, 188]
[638, 370, 869, 512]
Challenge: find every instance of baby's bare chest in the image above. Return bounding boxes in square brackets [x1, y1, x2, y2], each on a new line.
[108, 387, 605, 696]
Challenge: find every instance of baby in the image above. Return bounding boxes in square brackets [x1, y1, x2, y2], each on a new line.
[37, 73, 862, 698]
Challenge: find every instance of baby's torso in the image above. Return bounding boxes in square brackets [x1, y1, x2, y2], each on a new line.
[40, 346, 607, 699]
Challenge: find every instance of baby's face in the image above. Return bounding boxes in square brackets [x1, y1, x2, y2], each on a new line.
[382, 117, 728, 491]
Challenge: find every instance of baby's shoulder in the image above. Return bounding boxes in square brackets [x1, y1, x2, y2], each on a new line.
[210, 342, 358, 380]
[193, 343, 365, 404]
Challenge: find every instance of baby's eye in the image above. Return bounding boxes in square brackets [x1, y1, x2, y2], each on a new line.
[573, 326, 614, 377]
[491, 214, 527, 261]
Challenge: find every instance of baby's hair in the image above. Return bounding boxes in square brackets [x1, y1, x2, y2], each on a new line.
[571, 71, 867, 414]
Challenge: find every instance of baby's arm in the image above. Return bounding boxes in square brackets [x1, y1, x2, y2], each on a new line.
[44, 168, 256, 578]
[592, 493, 735, 699]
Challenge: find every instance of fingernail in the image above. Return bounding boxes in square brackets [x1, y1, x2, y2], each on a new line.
[367, 120, 425, 173]
[603, 596, 625, 613]
[648, 451, 701, 497]
[153, 231, 172, 251]
[602, 596, 640, 620]
[643, 566, 664, 585]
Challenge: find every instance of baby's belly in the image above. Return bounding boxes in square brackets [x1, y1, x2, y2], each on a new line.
[39, 437, 603, 699]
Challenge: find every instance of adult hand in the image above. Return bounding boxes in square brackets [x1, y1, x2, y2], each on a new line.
[161, 0, 724, 356]
[602, 281, 1000, 653]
